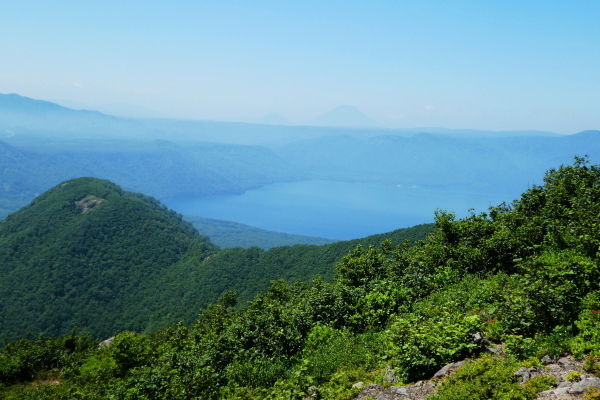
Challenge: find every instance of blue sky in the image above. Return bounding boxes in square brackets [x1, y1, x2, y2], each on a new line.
[1, 1, 599, 133]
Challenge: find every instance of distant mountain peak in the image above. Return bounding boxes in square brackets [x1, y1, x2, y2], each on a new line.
[310, 105, 378, 128]
[0, 92, 72, 114]
[0, 92, 109, 118]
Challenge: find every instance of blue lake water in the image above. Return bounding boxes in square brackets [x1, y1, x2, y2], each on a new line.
[162, 180, 518, 240]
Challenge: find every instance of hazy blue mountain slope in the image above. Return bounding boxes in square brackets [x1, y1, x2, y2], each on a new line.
[275, 130, 600, 195]
[184, 215, 337, 249]
[0, 93, 559, 147]
[0, 141, 78, 215]
[0, 138, 303, 214]
[0, 93, 135, 136]
[310, 105, 378, 127]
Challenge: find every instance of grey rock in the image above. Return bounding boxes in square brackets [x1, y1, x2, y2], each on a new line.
[352, 382, 365, 389]
[541, 355, 558, 365]
[557, 357, 571, 366]
[556, 381, 571, 388]
[365, 384, 383, 390]
[303, 386, 319, 400]
[471, 332, 490, 346]
[356, 381, 437, 400]
[553, 387, 572, 395]
[432, 361, 465, 379]
[570, 377, 600, 393]
[538, 386, 571, 397]
[392, 386, 409, 396]
[513, 367, 530, 383]
[98, 336, 115, 349]
[485, 346, 502, 354]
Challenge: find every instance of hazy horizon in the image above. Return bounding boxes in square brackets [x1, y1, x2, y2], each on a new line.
[2, 1, 599, 133]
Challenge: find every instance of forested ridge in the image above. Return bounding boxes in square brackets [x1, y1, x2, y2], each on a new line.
[183, 215, 338, 249]
[1, 158, 600, 399]
[0, 178, 432, 342]
[0, 178, 217, 339]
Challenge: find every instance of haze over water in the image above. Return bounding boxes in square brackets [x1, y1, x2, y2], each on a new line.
[163, 180, 518, 240]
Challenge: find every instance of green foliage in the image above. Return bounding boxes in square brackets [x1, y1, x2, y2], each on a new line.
[300, 326, 386, 385]
[567, 371, 582, 382]
[584, 387, 600, 400]
[430, 355, 555, 400]
[0, 330, 97, 387]
[0, 177, 217, 340]
[388, 306, 482, 381]
[571, 291, 600, 358]
[4, 158, 600, 399]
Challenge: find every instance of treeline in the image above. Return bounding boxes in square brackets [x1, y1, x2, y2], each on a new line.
[1, 158, 599, 399]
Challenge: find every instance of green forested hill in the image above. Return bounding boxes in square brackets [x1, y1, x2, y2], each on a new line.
[0, 178, 217, 340]
[2, 159, 600, 400]
[117, 224, 435, 325]
[0, 178, 433, 341]
[166, 223, 434, 308]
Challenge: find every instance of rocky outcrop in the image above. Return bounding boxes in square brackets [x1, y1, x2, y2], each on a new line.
[533, 356, 600, 399]
[352, 356, 600, 400]
[354, 381, 437, 400]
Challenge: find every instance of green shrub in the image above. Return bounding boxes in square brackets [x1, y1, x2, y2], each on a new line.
[300, 326, 386, 385]
[388, 307, 481, 381]
[584, 386, 600, 400]
[582, 357, 600, 375]
[571, 291, 600, 358]
[0, 330, 96, 386]
[567, 371, 582, 382]
[430, 354, 554, 400]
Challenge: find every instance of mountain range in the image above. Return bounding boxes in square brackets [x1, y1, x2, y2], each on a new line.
[1, 159, 599, 399]
[1, 93, 600, 398]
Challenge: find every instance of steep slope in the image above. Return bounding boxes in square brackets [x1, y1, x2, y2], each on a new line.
[0, 177, 217, 340]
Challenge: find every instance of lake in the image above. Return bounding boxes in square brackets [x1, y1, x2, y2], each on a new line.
[162, 180, 520, 240]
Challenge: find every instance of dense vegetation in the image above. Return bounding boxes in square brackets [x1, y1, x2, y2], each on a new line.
[169, 223, 434, 307]
[0, 177, 217, 339]
[2, 158, 600, 399]
[0, 178, 432, 341]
